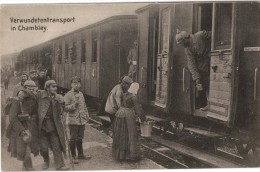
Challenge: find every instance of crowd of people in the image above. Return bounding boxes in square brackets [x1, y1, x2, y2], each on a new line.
[2, 29, 212, 170]
[2, 65, 147, 171]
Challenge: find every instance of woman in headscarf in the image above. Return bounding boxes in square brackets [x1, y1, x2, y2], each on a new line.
[112, 82, 146, 161]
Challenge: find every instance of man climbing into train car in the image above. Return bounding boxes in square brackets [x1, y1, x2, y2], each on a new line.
[64, 76, 91, 164]
[127, 40, 138, 81]
[105, 76, 133, 135]
[176, 29, 211, 111]
[12, 72, 29, 96]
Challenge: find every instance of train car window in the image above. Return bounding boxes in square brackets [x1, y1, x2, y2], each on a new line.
[92, 36, 98, 63]
[65, 42, 69, 63]
[29, 54, 33, 64]
[55, 44, 62, 64]
[214, 3, 232, 50]
[69, 42, 77, 64]
[26, 56, 29, 64]
[81, 39, 86, 63]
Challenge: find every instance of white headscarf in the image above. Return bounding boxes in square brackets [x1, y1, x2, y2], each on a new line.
[128, 82, 140, 96]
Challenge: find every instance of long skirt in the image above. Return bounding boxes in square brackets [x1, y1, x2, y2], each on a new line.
[112, 107, 140, 161]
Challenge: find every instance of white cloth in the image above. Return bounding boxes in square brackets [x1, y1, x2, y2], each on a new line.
[128, 82, 139, 96]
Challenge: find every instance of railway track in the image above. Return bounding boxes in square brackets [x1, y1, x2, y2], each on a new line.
[87, 109, 244, 168]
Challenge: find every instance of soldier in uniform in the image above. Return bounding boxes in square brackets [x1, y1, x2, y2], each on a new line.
[7, 80, 39, 171]
[13, 72, 29, 97]
[29, 70, 38, 87]
[64, 76, 91, 164]
[176, 30, 211, 111]
[37, 69, 47, 90]
[36, 80, 69, 170]
[127, 40, 138, 80]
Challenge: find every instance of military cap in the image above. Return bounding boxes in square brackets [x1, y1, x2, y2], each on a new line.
[20, 71, 29, 76]
[39, 68, 46, 72]
[29, 70, 37, 74]
[122, 76, 133, 84]
[24, 80, 37, 87]
[175, 29, 189, 44]
[71, 76, 81, 83]
[44, 80, 57, 89]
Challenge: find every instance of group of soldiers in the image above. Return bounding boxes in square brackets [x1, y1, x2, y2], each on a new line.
[5, 70, 91, 170]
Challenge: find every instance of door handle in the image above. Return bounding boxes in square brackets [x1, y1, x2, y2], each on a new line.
[183, 67, 186, 92]
[92, 69, 95, 78]
[254, 68, 258, 101]
[141, 67, 146, 87]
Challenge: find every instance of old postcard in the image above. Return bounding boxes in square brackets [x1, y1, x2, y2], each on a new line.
[1, 2, 260, 171]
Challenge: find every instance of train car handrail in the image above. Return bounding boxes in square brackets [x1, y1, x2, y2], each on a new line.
[254, 68, 258, 101]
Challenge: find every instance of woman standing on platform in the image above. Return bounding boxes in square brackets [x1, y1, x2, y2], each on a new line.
[112, 82, 146, 161]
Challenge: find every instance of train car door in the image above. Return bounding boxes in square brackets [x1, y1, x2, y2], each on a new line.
[89, 31, 99, 97]
[192, 3, 213, 116]
[207, 3, 238, 126]
[237, 3, 260, 131]
[100, 28, 119, 98]
[154, 6, 171, 108]
[172, 4, 194, 115]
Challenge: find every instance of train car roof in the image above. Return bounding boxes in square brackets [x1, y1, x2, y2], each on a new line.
[19, 15, 137, 54]
[51, 15, 137, 41]
[135, 4, 157, 13]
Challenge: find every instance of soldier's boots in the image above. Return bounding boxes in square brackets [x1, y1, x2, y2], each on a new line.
[57, 165, 70, 171]
[42, 161, 49, 170]
[72, 157, 79, 164]
[70, 140, 79, 164]
[76, 140, 91, 160]
[23, 156, 34, 171]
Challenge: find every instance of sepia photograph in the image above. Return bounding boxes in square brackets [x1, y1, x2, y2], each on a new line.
[0, 1, 260, 171]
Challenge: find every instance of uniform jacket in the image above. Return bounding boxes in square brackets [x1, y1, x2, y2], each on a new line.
[12, 82, 24, 96]
[185, 30, 211, 80]
[36, 90, 66, 153]
[127, 48, 138, 64]
[7, 96, 39, 160]
[64, 89, 89, 125]
[127, 48, 138, 76]
[105, 84, 123, 115]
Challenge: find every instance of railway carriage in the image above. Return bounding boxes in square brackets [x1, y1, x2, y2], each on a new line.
[52, 15, 137, 99]
[136, 2, 260, 142]
[15, 42, 53, 77]
[14, 3, 260, 152]
[15, 15, 137, 101]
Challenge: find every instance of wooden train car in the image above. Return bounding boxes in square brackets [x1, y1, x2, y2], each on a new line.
[51, 15, 137, 99]
[15, 42, 53, 77]
[136, 2, 260, 135]
[15, 15, 137, 99]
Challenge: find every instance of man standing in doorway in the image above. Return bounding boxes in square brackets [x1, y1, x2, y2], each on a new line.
[176, 29, 211, 111]
[127, 40, 138, 80]
[64, 76, 91, 164]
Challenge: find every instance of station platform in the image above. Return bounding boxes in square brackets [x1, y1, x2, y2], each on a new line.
[1, 79, 163, 171]
[1, 121, 164, 171]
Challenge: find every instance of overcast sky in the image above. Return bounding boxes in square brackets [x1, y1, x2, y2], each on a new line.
[0, 3, 148, 56]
